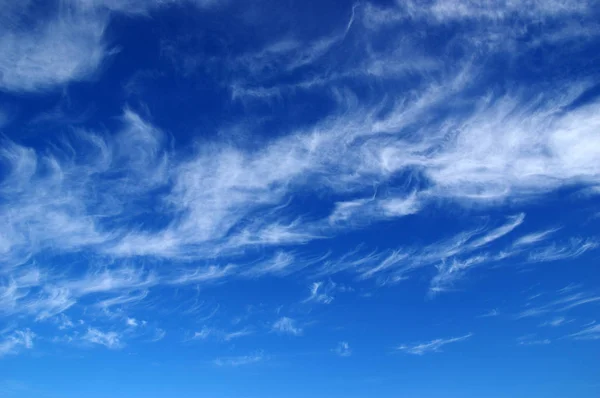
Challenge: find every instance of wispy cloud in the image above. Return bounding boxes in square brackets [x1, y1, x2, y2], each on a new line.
[213, 352, 265, 367]
[0, 0, 226, 92]
[479, 309, 500, 318]
[272, 317, 303, 336]
[364, 0, 591, 26]
[568, 323, 600, 340]
[150, 328, 166, 342]
[0, 3, 108, 92]
[516, 286, 600, 319]
[83, 328, 122, 349]
[513, 229, 559, 247]
[0, 329, 35, 357]
[169, 265, 236, 285]
[429, 255, 489, 295]
[193, 327, 213, 340]
[468, 214, 525, 250]
[528, 238, 598, 262]
[192, 326, 252, 342]
[539, 317, 569, 327]
[223, 328, 253, 342]
[517, 334, 552, 346]
[242, 252, 299, 277]
[333, 341, 352, 357]
[303, 281, 335, 304]
[348, 214, 527, 292]
[397, 333, 473, 355]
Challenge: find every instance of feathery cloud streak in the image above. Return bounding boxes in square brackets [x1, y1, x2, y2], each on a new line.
[397, 333, 473, 355]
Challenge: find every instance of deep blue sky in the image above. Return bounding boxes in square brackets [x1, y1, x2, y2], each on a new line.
[1, 1, 600, 397]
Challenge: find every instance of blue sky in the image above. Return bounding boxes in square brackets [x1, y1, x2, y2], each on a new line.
[1, 0, 600, 397]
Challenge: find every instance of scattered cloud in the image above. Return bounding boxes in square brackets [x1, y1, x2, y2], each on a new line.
[150, 328, 166, 342]
[397, 333, 472, 355]
[539, 317, 569, 327]
[56, 314, 76, 330]
[223, 328, 253, 342]
[517, 334, 551, 346]
[0, 329, 35, 357]
[272, 317, 303, 336]
[480, 309, 500, 318]
[333, 341, 352, 357]
[516, 286, 600, 319]
[468, 214, 525, 250]
[193, 327, 213, 340]
[242, 252, 299, 277]
[83, 328, 122, 349]
[304, 281, 335, 304]
[528, 239, 599, 262]
[0, 0, 226, 92]
[192, 327, 252, 342]
[0, 3, 108, 92]
[513, 229, 559, 247]
[213, 352, 265, 367]
[568, 323, 600, 340]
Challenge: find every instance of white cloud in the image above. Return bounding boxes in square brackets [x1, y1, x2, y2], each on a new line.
[362, 0, 592, 29]
[0, 329, 35, 357]
[539, 317, 568, 327]
[227, 6, 355, 89]
[350, 214, 528, 290]
[513, 229, 559, 247]
[328, 198, 373, 224]
[0, 0, 226, 92]
[518, 338, 551, 346]
[96, 290, 149, 309]
[272, 317, 302, 336]
[0, 3, 108, 92]
[568, 324, 600, 340]
[150, 328, 166, 342]
[56, 314, 75, 330]
[82, 0, 222, 14]
[480, 309, 499, 318]
[397, 333, 472, 355]
[517, 333, 552, 346]
[193, 327, 213, 340]
[359, 250, 409, 280]
[68, 267, 157, 295]
[303, 281, 335, 305]
[467, 214, 525, 250]
[528, 238, 598, 262]
[223, 329, 253, 342]
[429, 255, 489, 295]
[0, 274, 76, 321]
[516, 287, 600, 319]
[333, 341, 352, 357]
[213, 352, 265, 367]
[83, 328, 122, 349]
[379, 193, 422, 217]
[2, 82, 600, 273]
[192, 326, 252, 342]
[169, 265, 236, 285]
[242, 252, 298, 277]
[559, 296, 600, 312]
[327, 193, 421, 226]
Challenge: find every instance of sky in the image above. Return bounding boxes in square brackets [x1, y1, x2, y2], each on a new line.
[1, 0, 600, 397]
